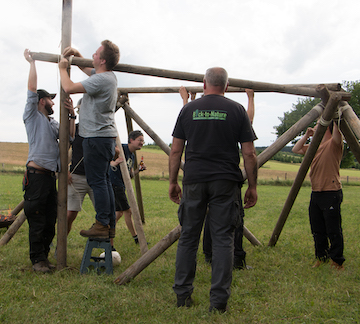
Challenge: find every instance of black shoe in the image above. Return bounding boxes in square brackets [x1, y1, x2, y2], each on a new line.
[111, 246, 117, 252]
[176, 294, 193, 307]
[233, 257, 247, 270]
[204, 254, 212, 264]
[209, 304, 227, 314]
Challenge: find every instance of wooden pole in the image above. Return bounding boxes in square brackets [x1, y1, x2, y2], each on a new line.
[117, 84, 341, 94]
[339, 119, 360, 163]
[30, 51, 341, 98]
[0, 212, 26, 247]
[124, 110, 146, 223]
[340, 102, 360, 140]
[114, 224, 181, 285]
[268, 89, 343, 247]
[57, 0, 72, 270]
[115, 136, 148, 255]
[243, 226, 262, 246]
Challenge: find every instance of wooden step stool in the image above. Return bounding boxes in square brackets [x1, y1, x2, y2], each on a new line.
[80, 238, 113, 275]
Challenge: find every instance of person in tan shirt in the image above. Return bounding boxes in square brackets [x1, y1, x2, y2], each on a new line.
[292, 119, 345, 270]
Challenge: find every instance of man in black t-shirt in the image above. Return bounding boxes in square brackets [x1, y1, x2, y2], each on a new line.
[169, 67, 258, 313]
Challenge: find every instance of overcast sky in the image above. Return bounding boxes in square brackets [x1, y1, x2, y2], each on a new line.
[1, 0, 360, 148]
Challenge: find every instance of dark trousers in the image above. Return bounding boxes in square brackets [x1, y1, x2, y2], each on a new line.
[23, 171, 57, 265]
[309, 190, 345, 265]
[83, 137, 116, 229]
[203, 207, 246, 261]
[173, 180, 241, 308]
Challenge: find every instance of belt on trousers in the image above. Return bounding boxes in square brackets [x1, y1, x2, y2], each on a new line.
[27, 167, 56, 177]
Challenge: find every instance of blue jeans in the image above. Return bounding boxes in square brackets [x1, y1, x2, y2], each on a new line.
[173, 180, 241, 308]
[82, 137, 116, 228]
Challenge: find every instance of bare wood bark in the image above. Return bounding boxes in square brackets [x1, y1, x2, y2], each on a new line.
[340, 102, 360, 140]
[243, 226, 262, 246]
[268, 89, 343, 247]
[117, 84, 341, 94]
[114, 225, 181, 285]
[57, 0, 72, 270]
[30, 51, 341, 98]
[10, 200, 24, 216]
[124, 110, 145, 223]
[115, 136, 148, 255]
[0, 212, 26, 247]
[339, 119, 360, 163]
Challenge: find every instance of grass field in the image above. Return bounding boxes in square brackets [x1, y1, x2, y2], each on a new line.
[1, 143, 360, 323]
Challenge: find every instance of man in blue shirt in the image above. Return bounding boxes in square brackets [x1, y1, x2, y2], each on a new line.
[23, 49, 75, 273]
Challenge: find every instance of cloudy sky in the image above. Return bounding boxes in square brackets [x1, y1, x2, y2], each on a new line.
[1, 0, 360, 147]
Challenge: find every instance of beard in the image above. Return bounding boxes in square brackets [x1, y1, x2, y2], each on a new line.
[45, 103, 54, 115]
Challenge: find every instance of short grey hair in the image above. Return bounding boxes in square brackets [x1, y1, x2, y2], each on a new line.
[204, 67, 228, 91]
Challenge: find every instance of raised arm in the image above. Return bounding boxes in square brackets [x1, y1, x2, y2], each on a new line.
[179, 86, 189, 106]
[241, 141, 258, 209]
[292, 127, 315, 155]
[245, 89, 254, 124]
[58, 57, 86, 94]
[24, 49, 36, 93]
[62, 46, 93, 76]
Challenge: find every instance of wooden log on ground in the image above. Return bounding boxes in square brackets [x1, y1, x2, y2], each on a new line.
[57, 0, 73, 270]
[0, 211, 26, 247]
[10, 200, 24, 216]
[268, 89, 343, 247]
[30, 51, 339, 98]
[114, 224, 181, 285]
[243, 226, 262, 246]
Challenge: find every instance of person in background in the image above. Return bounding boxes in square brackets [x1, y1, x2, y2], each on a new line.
[292, 118, 345, 270]
[170, 68, 258, 313]
[67, 99, 95, 235]
[23, 49, 75, 273]
[109, 130, 147, 250]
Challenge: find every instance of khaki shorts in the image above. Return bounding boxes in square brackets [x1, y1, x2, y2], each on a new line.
[67, 173, 95, 211]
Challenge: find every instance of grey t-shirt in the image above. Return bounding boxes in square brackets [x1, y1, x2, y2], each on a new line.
[79, 69, 118, 138]
[23, 90, 60, 172]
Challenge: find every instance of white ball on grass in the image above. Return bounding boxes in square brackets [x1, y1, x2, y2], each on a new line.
[99, 251, 122, 266]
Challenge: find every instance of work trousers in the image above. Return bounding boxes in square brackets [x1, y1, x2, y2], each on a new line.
[309, 189, 345, 265]
[23, 171, 57, 265]
[173, 180, 241, 308]
[82, 137, 116, 229]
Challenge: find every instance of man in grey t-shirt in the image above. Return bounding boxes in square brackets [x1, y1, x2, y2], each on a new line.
[59, 40, 120, 239]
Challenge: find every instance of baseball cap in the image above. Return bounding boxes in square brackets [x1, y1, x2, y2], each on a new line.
[37, 89, 56, 101]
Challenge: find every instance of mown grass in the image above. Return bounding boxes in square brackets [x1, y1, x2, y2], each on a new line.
[1, 172, 360, 323]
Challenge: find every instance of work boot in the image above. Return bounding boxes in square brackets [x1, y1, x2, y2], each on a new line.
[109, 227, 115, 238]
[33, 261, 50, 273]
[80, 220, 110, 239]
[176, 294, 193, 307]
[45, 259, 56, 271]
[330, 260, 345, 270]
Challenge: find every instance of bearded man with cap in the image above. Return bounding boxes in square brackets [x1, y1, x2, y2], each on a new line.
[23, 49, 75, 273]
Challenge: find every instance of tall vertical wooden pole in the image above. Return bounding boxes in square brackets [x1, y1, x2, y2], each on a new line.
[57, 0, 72, 270]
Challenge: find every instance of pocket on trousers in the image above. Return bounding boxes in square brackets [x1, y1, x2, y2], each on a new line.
[231, 200, 242, 228]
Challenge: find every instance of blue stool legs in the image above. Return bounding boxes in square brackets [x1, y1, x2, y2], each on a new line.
[80, 238, 113, 275]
